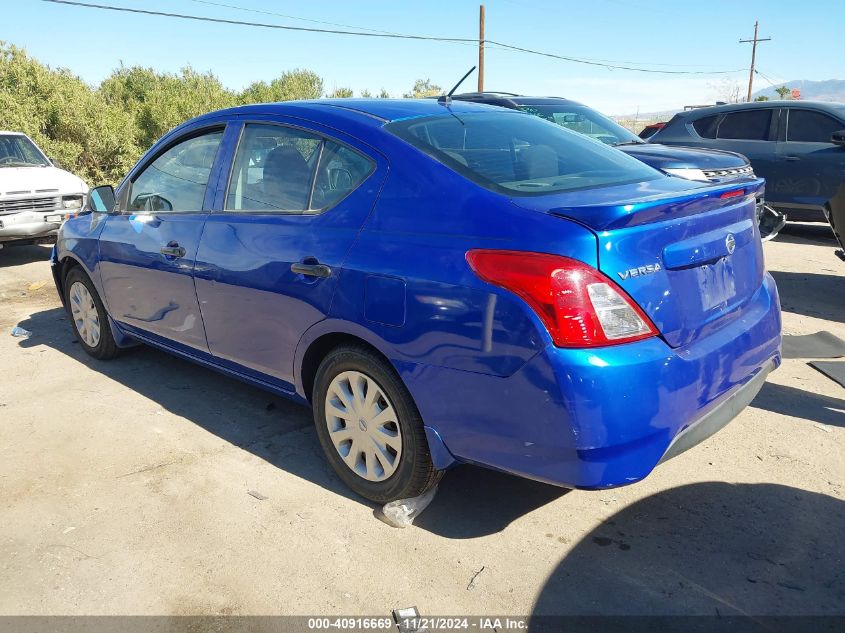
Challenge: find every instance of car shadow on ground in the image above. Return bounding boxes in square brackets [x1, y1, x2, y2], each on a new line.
[769, 270, 845, 324]
[751, 381, 845, 428]
[0, 244, 53, 266]
[531, 482, 845, 622]
[16, 307, 564, 537]
[412, 466, 566, 538]
[774, 222, 837, 247]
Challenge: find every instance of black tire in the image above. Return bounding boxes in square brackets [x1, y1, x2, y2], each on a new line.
[64, 267, 119, 360]
[312, 345, 442, 503]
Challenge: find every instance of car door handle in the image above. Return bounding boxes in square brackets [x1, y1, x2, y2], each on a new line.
[160, 244, 186, 258]
[783, 155, 801, 161]
[291, 262, 332, 278]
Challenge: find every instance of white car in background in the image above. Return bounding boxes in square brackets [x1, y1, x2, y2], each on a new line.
[0, 131, 88, 248]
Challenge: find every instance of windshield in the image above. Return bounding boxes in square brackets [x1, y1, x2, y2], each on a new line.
[516, 104, 642, 146]
[0, 134, 50, 167]
[386, 111, 661, 196]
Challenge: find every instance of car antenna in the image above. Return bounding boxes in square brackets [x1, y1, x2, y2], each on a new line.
[438, 66, 476, 105]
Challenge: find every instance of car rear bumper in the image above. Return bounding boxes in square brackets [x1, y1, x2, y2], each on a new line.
[403, 273, 782, 489]
[0, 210, 65, 243]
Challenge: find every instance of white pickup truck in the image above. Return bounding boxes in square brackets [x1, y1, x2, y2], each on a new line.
[0, 131, 89, 248]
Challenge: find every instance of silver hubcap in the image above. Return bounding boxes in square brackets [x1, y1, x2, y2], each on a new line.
[324, 370, 402, 482]
[69, 281, 100, 348]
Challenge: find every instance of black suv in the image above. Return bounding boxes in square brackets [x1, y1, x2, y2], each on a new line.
[649, 101, 845, 222]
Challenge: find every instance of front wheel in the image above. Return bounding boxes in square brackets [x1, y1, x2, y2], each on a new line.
[64, 267, 119, 360]
[312, 345, 442, 503]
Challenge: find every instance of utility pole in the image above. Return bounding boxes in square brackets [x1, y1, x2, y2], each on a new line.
[478, 4, 485, 92]
[740, 21, 771, 102]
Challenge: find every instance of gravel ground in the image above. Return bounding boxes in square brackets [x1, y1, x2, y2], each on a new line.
[0, 223, 843, 619]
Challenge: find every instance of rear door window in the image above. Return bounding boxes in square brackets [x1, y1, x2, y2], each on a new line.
[311, 142, 375, 210]
[717, 110, 772, 141]
[226, 123, 373, 213]
[786, 109, 843, 143]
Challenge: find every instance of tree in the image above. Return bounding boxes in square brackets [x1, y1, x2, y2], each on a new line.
[754, 95, 770, 101]
[403, 79, 442, 98]
[775, 85, 791, 100]
[0, 42, 328, 186]
[710, 79, 743, 104]
[101, 65, 237, 150]
[327, 87, 353, 98]
[239, 69, 324, 104]
[0, 43, 140, 185]
[360, 89, 373, 98]
[378, 88, 390, 99]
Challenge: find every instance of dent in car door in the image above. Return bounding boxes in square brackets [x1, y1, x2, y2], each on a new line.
[194, 120, 386, 388]
[98, 127, 225, 352]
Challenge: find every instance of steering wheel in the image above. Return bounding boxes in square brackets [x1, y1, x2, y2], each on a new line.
[0, 156, 18, 164]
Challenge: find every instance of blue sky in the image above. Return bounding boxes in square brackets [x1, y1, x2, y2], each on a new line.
[5, 0, 844, 115]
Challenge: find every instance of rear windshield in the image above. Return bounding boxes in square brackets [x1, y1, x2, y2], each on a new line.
[386, 111, 661, 196]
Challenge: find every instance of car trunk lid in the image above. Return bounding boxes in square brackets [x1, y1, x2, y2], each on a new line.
[512, 178, 766, 348]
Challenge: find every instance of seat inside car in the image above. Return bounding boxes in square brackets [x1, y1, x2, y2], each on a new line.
[262, 145, 312, 210]
[516, 144, 558, 180]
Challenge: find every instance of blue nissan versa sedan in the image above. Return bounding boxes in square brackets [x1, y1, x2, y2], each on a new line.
[51, 99, 782, 503]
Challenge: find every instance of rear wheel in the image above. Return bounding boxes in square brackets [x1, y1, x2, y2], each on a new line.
[312, 345, 442, 503]
[64, 267, 119, 360]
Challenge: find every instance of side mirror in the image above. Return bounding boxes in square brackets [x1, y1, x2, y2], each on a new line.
[832, 130, 845, 147]
[50, 157, 63, 169]
[88, 185, 116, 213]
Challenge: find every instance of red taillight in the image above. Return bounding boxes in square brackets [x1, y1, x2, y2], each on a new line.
[719, 189, 745, 199]
[466, 250, 658, 348]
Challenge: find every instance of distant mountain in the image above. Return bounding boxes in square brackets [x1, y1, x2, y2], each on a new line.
[752, 79, 845, 102]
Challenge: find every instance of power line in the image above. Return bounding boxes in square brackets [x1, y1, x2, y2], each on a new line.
[39, 0, 746, 76]
[181, 0, 482, 52]
[485, 41, 745, 74]
[185, 0, 719, 69]
[39, 0, 478, 43]
[183, 0, 409, 37]
[484, 41, 740, 69]
[754, 69, 781, 90]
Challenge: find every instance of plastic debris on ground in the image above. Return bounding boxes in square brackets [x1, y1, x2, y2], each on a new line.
[782, 331, 845, 359]
[393, 606, 425, 633]
[381, 485, 438, 528]
[11, 327, 32, 339]
[809, 360, 845, 390]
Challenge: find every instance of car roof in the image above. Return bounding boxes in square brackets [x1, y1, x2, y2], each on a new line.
[674, 100, 845, 119]
[194, 98, 505, 126]
[0, 130, 26, 136]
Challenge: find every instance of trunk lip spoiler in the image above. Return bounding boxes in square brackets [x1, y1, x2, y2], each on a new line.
[535, 179, 766, 231]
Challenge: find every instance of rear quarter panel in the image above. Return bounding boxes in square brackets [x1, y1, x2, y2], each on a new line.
[313, 135, 598, 382]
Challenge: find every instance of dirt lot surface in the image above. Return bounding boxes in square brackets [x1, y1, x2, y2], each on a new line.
[1, 224, 843, 618]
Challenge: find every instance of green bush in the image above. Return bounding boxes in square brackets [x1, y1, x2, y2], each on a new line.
[0, 43, 328, 186]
